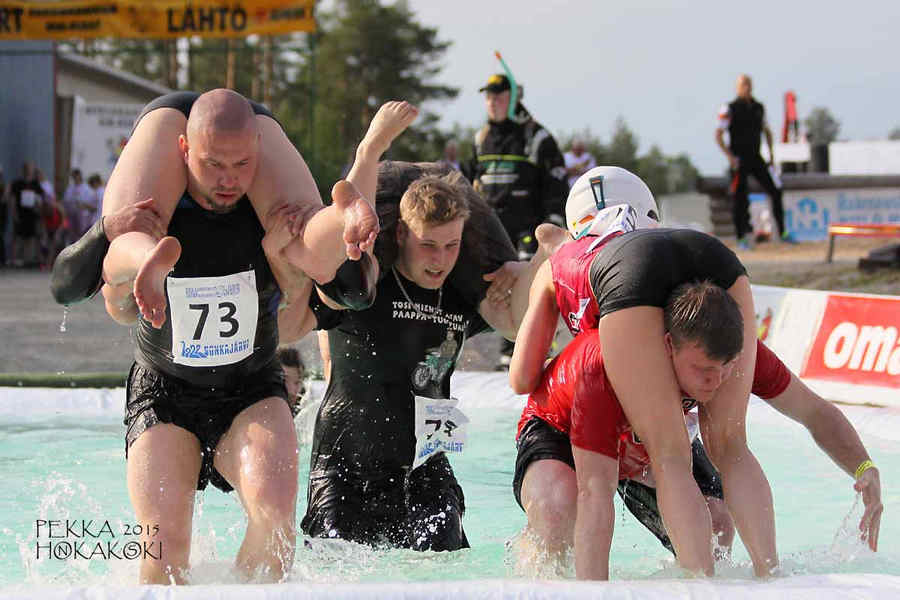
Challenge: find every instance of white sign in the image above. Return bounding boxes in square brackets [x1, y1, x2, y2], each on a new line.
[70, 96, 144, 183]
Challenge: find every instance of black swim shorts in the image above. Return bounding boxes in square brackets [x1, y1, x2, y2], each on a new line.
[617, 437, 724, 555]
[123, 360, 288, 492]
[512, 417, 575, 511]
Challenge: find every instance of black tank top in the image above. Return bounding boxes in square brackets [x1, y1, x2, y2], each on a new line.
[308, 269, 488, 476]
[727, 98, 765, 158]
[134, 193, 280, 388]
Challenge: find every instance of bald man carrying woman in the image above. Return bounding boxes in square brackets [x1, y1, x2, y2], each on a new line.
[96, 89, 416, 584]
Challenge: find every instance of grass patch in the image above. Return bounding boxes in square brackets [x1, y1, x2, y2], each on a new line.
[0, 372, 127, 388]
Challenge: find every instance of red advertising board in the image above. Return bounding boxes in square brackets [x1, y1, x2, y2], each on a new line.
[802, 294, 900, 388]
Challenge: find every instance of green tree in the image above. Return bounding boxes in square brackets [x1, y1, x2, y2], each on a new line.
[637, 145, 669, 197]
[284, 0, 458, 192]
[558, 120, 699, 197]
[606, 117, 639, 174]
[805, 107, 840, 145]
[665, 153, 699, 193]
[888, 126, 900, 141]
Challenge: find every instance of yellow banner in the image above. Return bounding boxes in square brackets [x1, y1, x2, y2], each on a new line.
[0, 0, 315, 40]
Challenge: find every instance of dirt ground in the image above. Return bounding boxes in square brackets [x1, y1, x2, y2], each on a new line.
[0, 237, 896, 376]
[733, 237, 900, 295]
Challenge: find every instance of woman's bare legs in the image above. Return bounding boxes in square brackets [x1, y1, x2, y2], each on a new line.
[598, 307, 714, 575]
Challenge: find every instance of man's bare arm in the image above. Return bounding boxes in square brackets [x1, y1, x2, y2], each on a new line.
[764, 374, 882, 550]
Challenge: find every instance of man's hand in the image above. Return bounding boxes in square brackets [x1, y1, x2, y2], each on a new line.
[483, 261, 526, 308]
[854, 467, 883, 551]
[286, 199, 322, 238]
[728, 154, 740, 170]
[103, 197, 166, 241]
[263, 203, 302, 259]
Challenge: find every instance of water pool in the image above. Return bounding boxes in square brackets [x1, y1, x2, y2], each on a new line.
[0, 372, 898, 599]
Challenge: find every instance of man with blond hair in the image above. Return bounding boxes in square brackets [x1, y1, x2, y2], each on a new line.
[297, 169, 565, 550]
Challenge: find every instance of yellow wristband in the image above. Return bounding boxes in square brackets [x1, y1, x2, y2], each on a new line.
[854, 459, 875, 480]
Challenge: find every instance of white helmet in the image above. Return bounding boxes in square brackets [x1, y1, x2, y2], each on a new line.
[565, 166, 660, 239]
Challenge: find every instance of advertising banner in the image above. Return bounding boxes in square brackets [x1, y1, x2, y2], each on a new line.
[783, 188, 900, 242]
[801, 294, 900, 389]
[0, 0, 315, 40]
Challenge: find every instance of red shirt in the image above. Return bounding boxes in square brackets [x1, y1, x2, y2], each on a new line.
[550, 235, 617, 335]
[517, 333, 792, 479]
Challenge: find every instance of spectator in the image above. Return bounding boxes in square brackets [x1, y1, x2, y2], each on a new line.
[440, 140, 461, 171]
[276, 346, 307, 417]
[563, 138, 597, 188]
[62, 169, 92, 242]
[85, 173, 104, 233]
[36, 168, 65, 269]
[465, 72, 568, 370]
[715, 74, 794, 249]
[10, 160, 44, 267]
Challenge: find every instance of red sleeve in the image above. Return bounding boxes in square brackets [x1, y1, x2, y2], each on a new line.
[752, 339, 792, 399]
[569, 344, 624, 459]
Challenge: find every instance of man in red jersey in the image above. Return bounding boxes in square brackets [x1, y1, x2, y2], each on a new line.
[511, 281, 883, 579]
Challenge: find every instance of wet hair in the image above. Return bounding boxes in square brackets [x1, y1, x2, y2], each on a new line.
[276, 346, 304, 373]
[664, 281, 743, 362]
[87, 174, 102, 187]
[373, 161, 517, 306]
[399, 173, 471, 231]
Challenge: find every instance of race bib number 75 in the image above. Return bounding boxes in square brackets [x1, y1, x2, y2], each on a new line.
[412, 396, 469, 470]
[166, 270, 258, 367]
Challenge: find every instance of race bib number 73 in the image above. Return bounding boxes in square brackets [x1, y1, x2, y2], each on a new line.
[166, 270, 258, 367]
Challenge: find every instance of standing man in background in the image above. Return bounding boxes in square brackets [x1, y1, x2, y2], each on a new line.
[62, 169, 92, 243]
[563, 139, 596, 188]
[465, 72, 568, 369]
[440, 140, 461, 171]
[716, 74, 794, 250]
[10, 160, 44, 268]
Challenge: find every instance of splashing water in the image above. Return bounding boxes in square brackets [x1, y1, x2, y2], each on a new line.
[58, 307, 68, 333]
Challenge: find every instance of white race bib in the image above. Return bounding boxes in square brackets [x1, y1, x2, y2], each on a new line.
[20, 190, 36, 208]
[166, 270, 258, 367]
[412, 396, 469, 470]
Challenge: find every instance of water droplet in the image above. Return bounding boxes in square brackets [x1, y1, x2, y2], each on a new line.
[59, 306, 69, 333]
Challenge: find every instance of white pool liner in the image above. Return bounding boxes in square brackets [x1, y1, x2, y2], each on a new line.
[2, 573, 900, 600]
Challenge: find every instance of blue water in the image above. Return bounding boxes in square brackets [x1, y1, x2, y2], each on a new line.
[0, 379, 897, 587]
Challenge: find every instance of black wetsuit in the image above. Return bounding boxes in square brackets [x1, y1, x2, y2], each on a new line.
[301, 268, 490, 551]
[589, 228, 747, 315]
[124, 193, 286, 492]
[49, 91, 277, 306]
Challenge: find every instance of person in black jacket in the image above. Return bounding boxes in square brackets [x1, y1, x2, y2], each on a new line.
[715, 74, 794, 249]
[465, 73, 568, 368]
